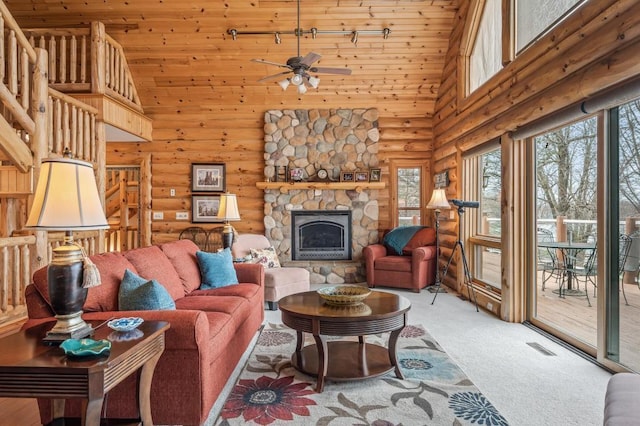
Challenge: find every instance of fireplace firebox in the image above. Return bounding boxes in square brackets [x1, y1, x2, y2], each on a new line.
[291, 210, 352, 260]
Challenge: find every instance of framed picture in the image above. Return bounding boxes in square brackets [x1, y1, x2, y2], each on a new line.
[340, 171, 354, 182]
[192, 163, 225, 192]
[369, 168, 381, 182]
[192, 195, 223, 223]
[290, 168, 304, 182]
[355, 171, 369, 182]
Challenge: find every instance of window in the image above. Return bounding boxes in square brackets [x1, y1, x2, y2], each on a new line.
[463, 143, 502, 291]
[516, 0, 583, 53]
[469, 0, 502, 93]
[390, 160, 427, 228]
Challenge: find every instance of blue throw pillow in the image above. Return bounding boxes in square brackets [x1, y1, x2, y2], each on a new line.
[197, 248, 239, 289]
[118, 269, 176, 311]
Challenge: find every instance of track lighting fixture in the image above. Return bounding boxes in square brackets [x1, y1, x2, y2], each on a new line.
[227, 27, 391, 43]
[275, 32, 281, 44]
[351, 31, 358, 45]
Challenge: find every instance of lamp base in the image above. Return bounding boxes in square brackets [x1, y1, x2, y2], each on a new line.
[43, 312, 93, 343]
[222, 223, 235, 249]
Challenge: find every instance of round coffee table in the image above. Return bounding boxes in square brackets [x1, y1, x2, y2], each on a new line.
[278, 289, 411, 392]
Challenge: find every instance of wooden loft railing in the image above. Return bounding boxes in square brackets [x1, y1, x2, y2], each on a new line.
[25, 23, 143, 112]
[23, 22, 152, 142]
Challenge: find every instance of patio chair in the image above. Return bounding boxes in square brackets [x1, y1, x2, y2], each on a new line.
[621, 232, 637, 305]
[537, 228, 562, 291]
[563, 242, 597, 307]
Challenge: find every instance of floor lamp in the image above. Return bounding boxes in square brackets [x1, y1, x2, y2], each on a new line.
[26, 152, 109, 342]
[217, 193, 241, 249]
[426, 188, 450, 299]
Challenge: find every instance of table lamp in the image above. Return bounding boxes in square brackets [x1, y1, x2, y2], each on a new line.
[26, 151, 109, 342]
[426, 188, 450, 292]
[217, 193, 241, 249]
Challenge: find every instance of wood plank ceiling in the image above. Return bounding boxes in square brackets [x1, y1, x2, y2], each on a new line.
[6, 0, 458, 238]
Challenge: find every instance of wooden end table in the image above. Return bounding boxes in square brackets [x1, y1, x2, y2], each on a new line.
[278, 289, 411, 392]
[0, 319, 169, 426]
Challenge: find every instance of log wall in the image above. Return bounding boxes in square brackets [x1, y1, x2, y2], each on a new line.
[432, 0, 640, 315]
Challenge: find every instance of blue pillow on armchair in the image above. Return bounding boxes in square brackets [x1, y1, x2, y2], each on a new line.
[197, 248, 239, 289]
[118, 269, 176, 311]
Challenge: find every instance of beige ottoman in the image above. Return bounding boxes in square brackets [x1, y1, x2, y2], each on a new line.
[232, 234, 310, 310]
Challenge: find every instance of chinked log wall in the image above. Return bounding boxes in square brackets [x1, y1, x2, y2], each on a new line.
[432, 0, 640, 320]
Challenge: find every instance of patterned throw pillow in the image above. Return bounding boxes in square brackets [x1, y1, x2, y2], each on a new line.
[196, 248, 239, 289]
[118, 269, 176, 311]
[249, 246, 281, 269]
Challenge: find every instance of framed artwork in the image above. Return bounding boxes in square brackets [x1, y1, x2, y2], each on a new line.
[355, 171, 369, 182]
[340, 171, 354, 182]
[192, 163, 225, 192]
[192, 195, 223, 223]
[369, 168, 382, 182]
[290, 168, 304, 182]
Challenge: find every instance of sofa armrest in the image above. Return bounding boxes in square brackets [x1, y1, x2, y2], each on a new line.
[234, 262, 264, 287]
[412, 246, 438, 289]
[412, 246, 436, 262]
[363, 244, 388, 261]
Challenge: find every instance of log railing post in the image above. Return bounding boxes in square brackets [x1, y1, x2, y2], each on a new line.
[30, 46, 49, 273]
[91, 21, 106, 95]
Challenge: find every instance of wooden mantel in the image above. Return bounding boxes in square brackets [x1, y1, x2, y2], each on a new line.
[256, 181, 386, 193]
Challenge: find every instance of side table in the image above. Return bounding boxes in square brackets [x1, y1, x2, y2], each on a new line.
[0, 319, 169, 426]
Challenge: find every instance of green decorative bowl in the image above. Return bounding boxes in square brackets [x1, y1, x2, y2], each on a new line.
[317, 285, 371, 306]
[60, 338, 111, 357]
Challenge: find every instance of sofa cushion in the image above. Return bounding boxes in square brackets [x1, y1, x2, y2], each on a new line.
[197, 248, 239, 289]
[160, 239, 201, 294]
[264, 267, 309, 289]
[118, 269, 176, 311]
[123, 245, 185, 301]
[189, 283, 261, 300]
[402, 227, 436, 255]
[375, 256, 412, 272]
[249, 246, 281, 268]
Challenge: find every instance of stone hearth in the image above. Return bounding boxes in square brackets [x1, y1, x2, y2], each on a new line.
[262, 108, 380, 284]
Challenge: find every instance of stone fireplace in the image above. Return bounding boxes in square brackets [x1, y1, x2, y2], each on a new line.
[261, 108, 381, 284]
[291, 210, 352, 261]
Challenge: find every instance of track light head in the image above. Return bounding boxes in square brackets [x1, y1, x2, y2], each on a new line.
[228, 29, 237, 41]
[351, 31, 358, 45]
[275, 32, 281, 44]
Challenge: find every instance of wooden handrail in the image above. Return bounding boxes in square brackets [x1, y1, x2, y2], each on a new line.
[0, 2, 36, 62]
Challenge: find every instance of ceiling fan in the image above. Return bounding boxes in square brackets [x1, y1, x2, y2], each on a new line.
[251, 0, 352, 93]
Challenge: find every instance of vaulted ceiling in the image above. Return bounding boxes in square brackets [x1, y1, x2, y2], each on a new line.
[7, 0, 458, 118]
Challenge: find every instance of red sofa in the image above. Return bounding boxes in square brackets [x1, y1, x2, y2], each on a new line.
[363, 227, 437, 293]
[24, 238, 264, 426]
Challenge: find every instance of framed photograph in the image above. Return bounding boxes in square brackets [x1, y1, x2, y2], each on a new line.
[192, 195, 223, 223]
[340, 171, 354, 182]
[192, 163, 225, 192]
[290, 168, 304, 182]
[369, 168, 381, 182]
[355, 171, 369, 182]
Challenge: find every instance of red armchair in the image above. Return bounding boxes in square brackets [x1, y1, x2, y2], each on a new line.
[363, 227, 437, 293]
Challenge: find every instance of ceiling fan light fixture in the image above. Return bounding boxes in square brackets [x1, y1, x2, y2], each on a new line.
[290, 74, 304, 86]
[278, 78, 290, 90]
[297, 83, 308, 94]
[308, 76, 320, 89]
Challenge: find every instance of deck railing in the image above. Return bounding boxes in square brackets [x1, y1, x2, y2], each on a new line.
[24, 22, 143, 111]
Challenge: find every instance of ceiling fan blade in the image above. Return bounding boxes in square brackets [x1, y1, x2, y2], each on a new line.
[300, 52, 322, 66]
[310, 67, 353, 75]
[252, 58, 291, 69]
[257, 71, 292, 83]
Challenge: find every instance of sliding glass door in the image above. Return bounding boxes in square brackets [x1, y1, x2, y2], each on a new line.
[528, 97, 640, 372]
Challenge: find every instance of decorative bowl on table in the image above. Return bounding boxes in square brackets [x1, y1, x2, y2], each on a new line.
[107, 317, 144, 332]
[317, 285, 371, 306]
[60, 338, 111, 357]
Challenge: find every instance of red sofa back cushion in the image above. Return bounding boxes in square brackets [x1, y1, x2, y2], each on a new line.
[160, 239, 202, 293]
[124, 245, 186, 301]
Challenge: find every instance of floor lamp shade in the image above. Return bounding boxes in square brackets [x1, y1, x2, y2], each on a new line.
[426, 188, 450, 211]
[26, 156, 108, 342]
[217, 193, 241, 249]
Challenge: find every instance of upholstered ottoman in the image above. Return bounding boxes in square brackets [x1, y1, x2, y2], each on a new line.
[604, 372, 640, 425]
[232, 234, 310, 310]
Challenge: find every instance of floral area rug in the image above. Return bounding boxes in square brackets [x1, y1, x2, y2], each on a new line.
[214, 323, 509, 426]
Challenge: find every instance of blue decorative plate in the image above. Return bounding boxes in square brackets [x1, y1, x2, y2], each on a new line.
[108, 317, 144, 332]
[60, 338, 111, 357]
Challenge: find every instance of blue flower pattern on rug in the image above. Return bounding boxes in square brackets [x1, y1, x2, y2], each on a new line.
[216, 323, 510, 425]
[450, 392, 509, 425]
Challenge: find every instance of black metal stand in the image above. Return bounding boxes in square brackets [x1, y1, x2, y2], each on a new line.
[431, 205, 479, 311]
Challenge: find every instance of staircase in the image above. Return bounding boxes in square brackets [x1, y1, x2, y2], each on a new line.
[0, 0, 151, 327]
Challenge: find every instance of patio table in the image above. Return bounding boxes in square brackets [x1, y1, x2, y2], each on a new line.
[537, 241, 596, 295]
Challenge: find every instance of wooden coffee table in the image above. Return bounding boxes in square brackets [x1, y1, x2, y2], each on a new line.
[279, 289, 411, 392]
[0, 319, 169, 426]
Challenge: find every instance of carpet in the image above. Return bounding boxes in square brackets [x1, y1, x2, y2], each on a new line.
[214, 323, 509, 426]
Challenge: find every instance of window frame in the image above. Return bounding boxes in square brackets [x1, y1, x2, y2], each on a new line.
[389, 159, 429, 229]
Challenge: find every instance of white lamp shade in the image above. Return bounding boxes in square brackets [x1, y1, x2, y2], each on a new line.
[297, 83, 308, 94]
[426, 188, 450, 210]
[217, 193, 241, 221]
[308, 76, 320, 88]
[278, 78, 290, 90]
[26, 157, 109, 230]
